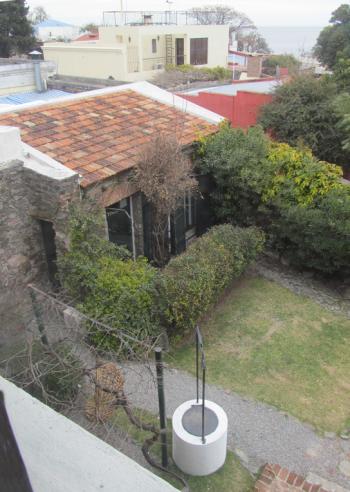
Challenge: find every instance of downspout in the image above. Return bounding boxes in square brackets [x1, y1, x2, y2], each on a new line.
[29, 50, 45, 93]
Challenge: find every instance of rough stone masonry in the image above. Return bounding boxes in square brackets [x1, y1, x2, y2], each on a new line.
[0, 126, 79, 356]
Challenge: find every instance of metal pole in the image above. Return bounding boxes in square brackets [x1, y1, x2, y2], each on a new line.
[196, 329, 199, 403]
[202, 356, 206, 444]
[155, 347, 168, 468]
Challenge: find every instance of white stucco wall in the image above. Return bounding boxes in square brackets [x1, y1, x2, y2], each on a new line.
[43, 43, 128, 80]
[0, 61, 56, 96]
[0, 376, 176, 492]
[43, 24, 229, 82]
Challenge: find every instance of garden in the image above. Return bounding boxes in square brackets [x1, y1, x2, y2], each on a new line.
[23, 119, 350, 490]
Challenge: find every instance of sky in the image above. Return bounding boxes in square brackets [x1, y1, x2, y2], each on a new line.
[26, 0, 345, 27]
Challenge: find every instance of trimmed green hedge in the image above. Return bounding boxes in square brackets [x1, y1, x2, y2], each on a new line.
[160, 225, 265, 335]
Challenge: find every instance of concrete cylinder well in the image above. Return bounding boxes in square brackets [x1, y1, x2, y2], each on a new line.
[172, 399, 228, 476]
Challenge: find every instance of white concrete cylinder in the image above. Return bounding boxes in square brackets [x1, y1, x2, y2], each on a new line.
[172, 399, 228, 476]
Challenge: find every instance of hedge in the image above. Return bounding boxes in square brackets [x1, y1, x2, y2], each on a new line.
[199, 125, 350, 276]
[160, 224, 265, 335]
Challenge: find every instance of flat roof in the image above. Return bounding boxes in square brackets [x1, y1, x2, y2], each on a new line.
[183, 79, 281, 96]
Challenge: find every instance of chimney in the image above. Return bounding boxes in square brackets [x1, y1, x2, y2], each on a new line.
[0, 127, 23, 164]
[143, 14, 153, 25]
[29, 50, 45, 93]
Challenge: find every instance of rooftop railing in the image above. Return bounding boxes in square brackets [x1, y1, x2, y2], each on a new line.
[103, 10, 218, 27]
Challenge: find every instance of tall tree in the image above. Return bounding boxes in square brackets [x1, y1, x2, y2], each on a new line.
[0, 0, 36, 57]
[259, 75, 349, 168]
[237, 31, 270, 53]
[79, 23, 99, 34]
[314, 4, 350, 69]
[29, 5, 48, 25]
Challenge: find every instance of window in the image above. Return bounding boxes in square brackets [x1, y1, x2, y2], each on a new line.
[106, 198, 133, 253]
[190, 38, 208, 65]
[152, 38, 157, 54]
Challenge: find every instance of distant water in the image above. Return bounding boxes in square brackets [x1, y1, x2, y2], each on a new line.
[258, 26, 323, 56]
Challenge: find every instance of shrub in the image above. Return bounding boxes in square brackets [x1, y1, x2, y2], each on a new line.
[271, 188, 350, 274]
[160, 224, 265, 335]
[81, 257, 160, 350]
[165, 64, 231, 80]
[59, 203, 160, 351]
[198, 125, 350, 276]
[264, 143, 342, 206]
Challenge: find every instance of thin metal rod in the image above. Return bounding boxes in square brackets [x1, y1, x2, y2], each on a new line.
[196, 329, 199, 403]
[202, 361, 206, 444]
[155, 347, 168, 468]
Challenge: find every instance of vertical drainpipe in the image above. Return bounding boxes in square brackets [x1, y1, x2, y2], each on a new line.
[129, 195, 136, 260]
[29, 50, 45, 93]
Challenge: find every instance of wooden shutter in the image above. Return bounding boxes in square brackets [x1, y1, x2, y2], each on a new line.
[190, 38, 208, 65]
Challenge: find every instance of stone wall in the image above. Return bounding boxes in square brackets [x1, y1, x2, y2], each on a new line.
[0, 136, 79, 356]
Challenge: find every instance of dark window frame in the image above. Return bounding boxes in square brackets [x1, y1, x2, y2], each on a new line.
[152, 38, 157, 54]
[190, 38, 208, 65]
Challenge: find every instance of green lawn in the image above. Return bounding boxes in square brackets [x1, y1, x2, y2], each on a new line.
[113, 407, 254, 492]
[170, 276, 350, 433]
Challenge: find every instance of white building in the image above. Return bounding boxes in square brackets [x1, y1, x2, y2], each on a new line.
[36, 19, 80, 42]
[43, 12, 229, 82]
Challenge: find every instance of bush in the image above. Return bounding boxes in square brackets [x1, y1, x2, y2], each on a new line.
[81, 257, 160, 350]
[165, 64, 231, 80]
[59, 203, 160, 351]
[160, 224, 265, 335]
[271, 188, 350, 274]
[199, 125, 350, 276]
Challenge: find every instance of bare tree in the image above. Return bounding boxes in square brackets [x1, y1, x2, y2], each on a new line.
[237, 31, 271, 53]
[134, 134, 197, 266]
[189, 4, 255, 30]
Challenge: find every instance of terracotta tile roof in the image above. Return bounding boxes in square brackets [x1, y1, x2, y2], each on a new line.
[0, 90, 216, 187]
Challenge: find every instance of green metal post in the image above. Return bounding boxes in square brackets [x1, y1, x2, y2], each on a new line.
[155, 347, 168, 468]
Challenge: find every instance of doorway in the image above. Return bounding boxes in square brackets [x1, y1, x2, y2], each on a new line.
[39, 220, 59, 290]
[175, 38, 184, 65]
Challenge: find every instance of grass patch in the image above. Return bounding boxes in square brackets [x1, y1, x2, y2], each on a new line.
[113, 406, 254, 491]
[170, 276, 350, 433]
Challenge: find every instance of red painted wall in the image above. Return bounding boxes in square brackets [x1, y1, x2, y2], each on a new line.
[178, 90, 273, 129]
[232, 91, 273, 128]
[180, 92, 234, 121]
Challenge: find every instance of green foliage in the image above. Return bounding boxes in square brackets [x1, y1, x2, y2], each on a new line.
[0, 0, 36, 57]
[271, 188, 350, 274]
[160, 224, 265, 335]
[314, 4, 350, 69]
[199, 124, 271, 224]
[59, 203, 160, 351]
[81, 257, 159, 350]
[165, 64, 231, 80]
[259, 75, 349, 167]
[265, 143, 342, 206]
[198, 125, 350, 275]
[59, 203, 130, 300]
[262, 54, 301, 76]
